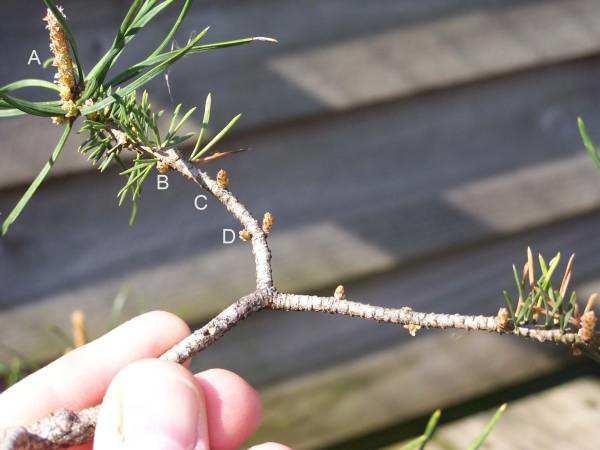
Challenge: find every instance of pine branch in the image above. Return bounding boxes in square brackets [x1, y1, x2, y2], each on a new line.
[2, 129, 597, 449]
[1, 2, 599, 449]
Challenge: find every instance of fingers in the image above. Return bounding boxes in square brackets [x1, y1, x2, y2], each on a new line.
[194, 369, 262, 450]
[95, 359, 208, 450]
[249, 444, 293, 450]
[96, 364, 278, 450]
[0, 311, 190, 427]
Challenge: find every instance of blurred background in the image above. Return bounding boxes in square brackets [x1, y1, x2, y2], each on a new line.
[2, 0, 600, 448]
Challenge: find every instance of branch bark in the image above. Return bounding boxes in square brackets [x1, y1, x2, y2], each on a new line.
[0, 145, 592, 449]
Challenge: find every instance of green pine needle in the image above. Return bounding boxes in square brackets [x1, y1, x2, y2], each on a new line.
[398, 410, 442, 450]
[2, 123, 72, 235]
[1, 0, 276, 233]
[191, 113, 242, 161]
[578, 117, 600, 171]
[191, 93, 212, 157]
[466, 404, 507, 450]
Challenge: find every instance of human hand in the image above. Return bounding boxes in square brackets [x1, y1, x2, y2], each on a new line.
[0, 311, 290, 450]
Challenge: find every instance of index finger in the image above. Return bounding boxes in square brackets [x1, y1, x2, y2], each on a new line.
[0, 310, 190, 428]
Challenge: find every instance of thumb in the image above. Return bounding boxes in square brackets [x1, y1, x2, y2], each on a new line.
[94, 359, 209, 450]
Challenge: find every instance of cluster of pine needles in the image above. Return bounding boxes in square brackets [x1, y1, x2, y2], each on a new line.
[0, 0, 274, 234]
[501, 248, 598, 352]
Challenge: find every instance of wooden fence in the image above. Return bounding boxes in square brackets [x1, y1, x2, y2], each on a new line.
[2, 0, 600, 447]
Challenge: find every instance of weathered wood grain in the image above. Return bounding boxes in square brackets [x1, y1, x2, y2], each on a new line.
[2, 55, 600, 363]
[249, 335, 565, 449]
[3, 0, 600, 186]
[386, 377, 600, 450]
[269, 0, 600, 108]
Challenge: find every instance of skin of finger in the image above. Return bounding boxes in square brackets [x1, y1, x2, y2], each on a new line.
[95, 359, 208, 450]
[0, 311, 190, 428]
[194, 368, 263, 450]
[249, 444, 293, 450]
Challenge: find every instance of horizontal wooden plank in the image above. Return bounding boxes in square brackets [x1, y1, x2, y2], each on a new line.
[385, 377, 600, 450]
[269, 0, 600, 108]
[2, 0, 600, 186]
[2, 55, 600, 363]
[250, 335, 565, 449]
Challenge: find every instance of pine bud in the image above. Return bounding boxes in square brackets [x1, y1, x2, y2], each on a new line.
[239, 229, 252, 241]
[83, 99, 98, 121]
[404, 323, 421, 337]
[217, 169, 229, 189]
[156, 160, 171, 174]
[578, 310, 597, 342]
[496, 307, 510, 331]
[61, 99, 79, 118]
[262, 212, 274, 234]
[334, 285, 346, 300]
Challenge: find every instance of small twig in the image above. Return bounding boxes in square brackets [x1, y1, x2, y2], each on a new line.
[269, 293, 583, 345]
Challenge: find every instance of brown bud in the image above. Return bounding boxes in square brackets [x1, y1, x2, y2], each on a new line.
[239, 229, 252, 241]
[496, 307, 510, 331]
[156, 160, 171, 174]
[216, 169, 229, 189]
[262, 212, 274, 234]
[404, 323, 421, 337]
[578, 310, 597, 342]
[334, 285, 346, 300]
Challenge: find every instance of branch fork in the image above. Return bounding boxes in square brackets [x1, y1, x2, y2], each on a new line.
[0, 143, 594, 450]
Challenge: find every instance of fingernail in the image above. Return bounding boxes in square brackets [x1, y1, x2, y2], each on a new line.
[99, 361, 206, 450]
[122, 371, 201, 449]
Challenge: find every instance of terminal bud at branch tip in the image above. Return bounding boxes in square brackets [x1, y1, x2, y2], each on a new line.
[585, 293, 598, 313]
[262, 212, 274, 234]
[334, 285, 345, 300]
[239, 229, 252, 241]
[216, 169, 229, 189]
[578, 310, 597, 342]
